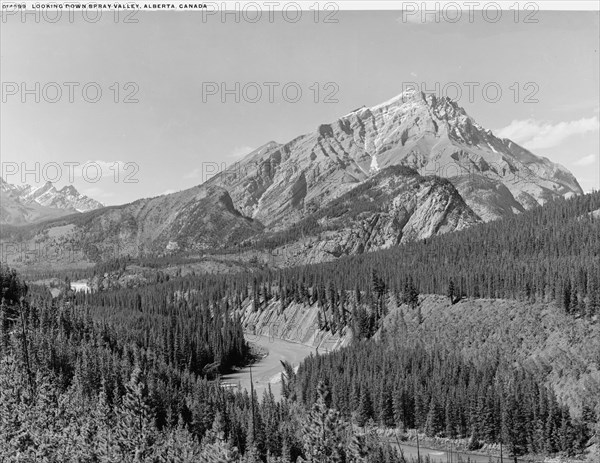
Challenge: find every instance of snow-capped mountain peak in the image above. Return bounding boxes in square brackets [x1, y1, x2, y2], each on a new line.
[0, 178, 104, 225]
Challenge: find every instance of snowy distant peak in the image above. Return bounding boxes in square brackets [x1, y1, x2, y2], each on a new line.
[0, 177, 104, 215]
[25, 181, 57, 201]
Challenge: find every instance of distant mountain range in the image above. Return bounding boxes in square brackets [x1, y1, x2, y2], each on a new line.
[0, 178, 104, 225]
[0, 91, 583, 267]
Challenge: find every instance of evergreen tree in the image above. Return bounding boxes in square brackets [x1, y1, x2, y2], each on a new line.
[501, 393, 527, 461]
[301, 382, 345, 463]
[202, 411, 240, 463]
[563, 280, 572, 313]
[280, 360, 297, 401]
[115, 364, 157, 459]
[447, 279, 455, 303]
[424, 398, 444, 437]
[379, 386, 395, 428]
[356, 388, 373, 427]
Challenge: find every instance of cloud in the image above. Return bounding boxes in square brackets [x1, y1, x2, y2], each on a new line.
[573, 154, 598, 167]
[229, 146, 255, 159]
[495, 116, 599, 150]
[159, 189, 177, 196]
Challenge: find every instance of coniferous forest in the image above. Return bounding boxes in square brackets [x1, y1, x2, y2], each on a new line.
[1, 192, 599, 461]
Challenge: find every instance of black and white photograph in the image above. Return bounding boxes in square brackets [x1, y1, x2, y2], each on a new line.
[0, 1, 599, 461]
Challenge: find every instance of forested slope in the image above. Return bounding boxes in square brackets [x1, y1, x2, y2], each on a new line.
[293, 294, 599, 460]
[0, 266, 403, 462]
[268, 191, 600, 320]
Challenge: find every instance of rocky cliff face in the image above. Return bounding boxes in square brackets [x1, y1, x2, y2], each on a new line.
[237, 298, 351, 353]
[208, 91, 582, 224]
[253, 165, 480, 265]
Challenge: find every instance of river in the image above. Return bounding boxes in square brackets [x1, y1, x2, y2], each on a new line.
[220, 333, 318, 401]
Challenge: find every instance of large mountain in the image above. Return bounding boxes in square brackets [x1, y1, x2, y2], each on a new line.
[0, 91, 583, 268]
[0, 178, 104, 225]
[206, 90, 582, 223]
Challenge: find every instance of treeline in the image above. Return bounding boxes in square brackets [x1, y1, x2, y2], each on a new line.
[0, 265, 405, 462]
[295, 329, 594, 458]
[258, 191, 600, 319]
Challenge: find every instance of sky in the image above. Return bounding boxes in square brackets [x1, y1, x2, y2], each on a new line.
[1, 7, 599, 205]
